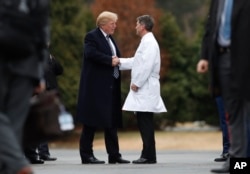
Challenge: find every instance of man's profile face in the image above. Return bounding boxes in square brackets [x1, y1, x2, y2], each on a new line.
[135, 21, 143, 36]
[101, 20, 117, 35]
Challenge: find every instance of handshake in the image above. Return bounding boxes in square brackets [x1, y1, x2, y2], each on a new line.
[112, 56, 120, 66]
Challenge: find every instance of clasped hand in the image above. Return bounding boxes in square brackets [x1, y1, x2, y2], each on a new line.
[112, 56, 120, 66]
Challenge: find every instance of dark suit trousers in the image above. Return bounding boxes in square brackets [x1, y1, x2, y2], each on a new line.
[218, 51, 250, 158]
[24, 143, 50, 159]
[136, 112, 156, 160]
[38, 143, 50, 156]
[228, 100, 250, 158]
[24, 145, 39, 159]
[218, 52, 231, 112]
[79, 125, 121, 159]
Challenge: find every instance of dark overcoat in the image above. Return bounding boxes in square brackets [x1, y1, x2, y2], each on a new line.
[76, 28, 122, 128]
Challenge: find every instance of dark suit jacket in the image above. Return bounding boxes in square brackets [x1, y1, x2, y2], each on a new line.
[76, 28, 122, 128]
[230, 0, 250, 101]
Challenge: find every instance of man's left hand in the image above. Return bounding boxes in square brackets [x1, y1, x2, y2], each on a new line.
[131, 84, 139, 92]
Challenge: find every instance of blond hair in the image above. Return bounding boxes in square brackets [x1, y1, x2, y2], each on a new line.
[96, 11, 118, 27]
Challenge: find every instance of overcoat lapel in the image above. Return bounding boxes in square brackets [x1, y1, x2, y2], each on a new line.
[96, 28, 113, 55]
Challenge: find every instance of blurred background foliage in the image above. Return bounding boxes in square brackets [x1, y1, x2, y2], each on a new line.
[50, 0, 218, 130]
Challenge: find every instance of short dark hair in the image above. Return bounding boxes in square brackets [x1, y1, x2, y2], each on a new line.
[136, 15, 154, 31]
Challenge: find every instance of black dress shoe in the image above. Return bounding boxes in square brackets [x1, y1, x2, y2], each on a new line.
[28, 157, 44, 164]
[82, 156, 105, 164]
[40, 155, 57, 161]
[214, 153, 229, 162]
[132, 158, 156, 164]
[108, 157, 130, 164]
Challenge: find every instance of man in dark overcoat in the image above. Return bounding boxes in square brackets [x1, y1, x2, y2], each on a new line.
[76, 11, 129, 164]
[197, 0, 250, 172]
[197, 0, 231, 162]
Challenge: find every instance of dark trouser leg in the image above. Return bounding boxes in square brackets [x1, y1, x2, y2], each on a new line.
[217, 52, 233, 168]
[24, 145, 38, 159]
[218, 52, 249, 161]
[218, 52, 232, 157]
[38, 143, 50, 156]
[218, 52, 231, 116]
[104, 127, 121, 158]
[215, 96, 230, 154]
[229, 100, 249, 158]
[136, 112, 156, 160]
[79, 124, 95, 159]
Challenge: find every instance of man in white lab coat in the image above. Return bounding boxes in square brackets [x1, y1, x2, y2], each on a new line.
[118, 15, 167, 164]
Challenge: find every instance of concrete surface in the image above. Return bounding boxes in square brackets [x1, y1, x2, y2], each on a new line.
[32, 149, 225, 174]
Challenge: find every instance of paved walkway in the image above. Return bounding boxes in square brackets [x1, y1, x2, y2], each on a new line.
[32, 149, 225, 174]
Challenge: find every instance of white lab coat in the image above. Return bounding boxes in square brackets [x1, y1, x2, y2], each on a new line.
[119, 32, 167, 113]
